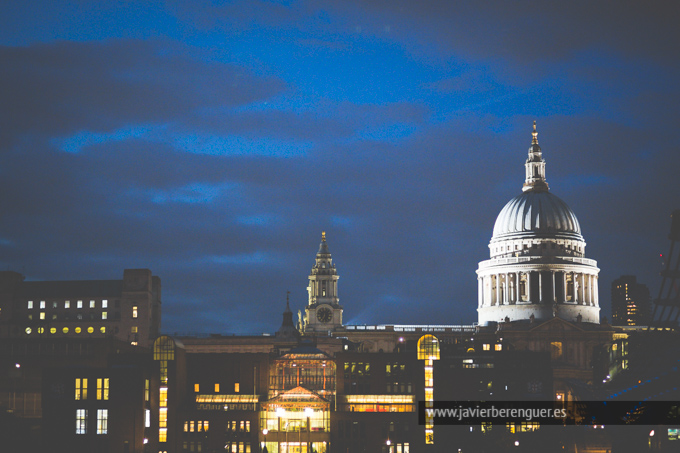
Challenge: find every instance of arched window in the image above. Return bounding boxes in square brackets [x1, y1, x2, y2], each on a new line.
[417, 335, 440, 361]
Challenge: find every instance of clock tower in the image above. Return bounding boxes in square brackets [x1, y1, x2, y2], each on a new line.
[304, 232, 343, 333]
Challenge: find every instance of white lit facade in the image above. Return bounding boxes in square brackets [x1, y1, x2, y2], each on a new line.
[477, 123, 600, 325]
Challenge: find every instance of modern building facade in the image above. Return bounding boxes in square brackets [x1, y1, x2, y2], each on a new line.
[611, 275, 651, 326]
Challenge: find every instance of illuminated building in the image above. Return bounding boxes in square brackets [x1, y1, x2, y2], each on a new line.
[611, 275, 651, 326]
[477, 122, 600, 325]
[41, 348, 158, 453]
[0, 269, 161, 348]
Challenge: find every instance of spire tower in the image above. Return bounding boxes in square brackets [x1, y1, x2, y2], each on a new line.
[304, 232, 343, 333]
[522, 121, 550, 192]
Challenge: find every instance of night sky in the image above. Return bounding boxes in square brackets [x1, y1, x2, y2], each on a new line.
[1, 1, 679, 334]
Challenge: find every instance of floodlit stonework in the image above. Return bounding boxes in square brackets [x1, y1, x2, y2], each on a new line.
[477, 123, 600, 325]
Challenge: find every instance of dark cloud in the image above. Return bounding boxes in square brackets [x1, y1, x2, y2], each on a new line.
[323, 0, 680, 64]
[0, 39, 285, 146]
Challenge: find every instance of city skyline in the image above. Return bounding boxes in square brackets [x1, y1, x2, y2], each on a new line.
[1, 1, 679, 334]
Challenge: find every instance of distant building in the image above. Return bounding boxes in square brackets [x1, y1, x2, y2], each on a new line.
[0, 269, 161, 348]
[611, 275, 651, 326]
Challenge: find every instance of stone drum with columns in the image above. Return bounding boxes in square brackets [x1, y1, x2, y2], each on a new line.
[477, 123, 600, 325]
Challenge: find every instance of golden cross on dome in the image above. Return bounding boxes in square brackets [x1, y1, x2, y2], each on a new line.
[532, 121, 539, 145]
[321, 231, 326, 241]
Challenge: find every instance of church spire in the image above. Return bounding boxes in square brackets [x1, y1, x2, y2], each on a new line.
[276, 290, 299, 338]
[305, 231, 343, 333]
[522, 121, 550, 192]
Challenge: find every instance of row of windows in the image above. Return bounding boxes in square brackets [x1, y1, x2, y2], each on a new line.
[28, 312, 113, 321]
[28, 300, 110, 309]
[183, 441, 209, 452]
[26, 300, 137, 317]
[75, 409, 108, 435]
[26, 326, 107, 335]
[385, 363, 406, 377]
[481, 344, 503, 351]
[386, 383, 412, 394]
[344, 362, 370, 378]
[386, 443, 410, 453]
[183, 420, 210, 432]
[194, 383, 239, 393]
[75, 378, 109, 401]
[224, 442, 251, 453]
[226, 420, 250, 432]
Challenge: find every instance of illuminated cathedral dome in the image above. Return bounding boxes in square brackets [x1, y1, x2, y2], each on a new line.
[491, 190, 583, 243]
[476, 122, 600, 325]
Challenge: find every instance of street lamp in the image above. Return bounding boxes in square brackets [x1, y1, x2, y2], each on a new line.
[262, 429, 268, 453]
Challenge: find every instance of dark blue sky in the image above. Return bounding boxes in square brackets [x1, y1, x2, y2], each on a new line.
[1, 1, 679, 334]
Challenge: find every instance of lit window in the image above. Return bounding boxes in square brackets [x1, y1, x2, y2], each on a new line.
[214, 383, 220, 393]
[50, 327, 56, 334]
[77, 300, 83, 309]
[76, 409, 88, 434]
[28, 301, 33, 309]
[75, 378, 88, 400]
[52, 301, 58, 308]
[65, 301, 70, 308]
[102, 299, 108, 308]
[235, 383, 240, 393]
[145, 380, 150, 401]
[87, 327, 94, 334]
[90, 300, 95, 308]
[205, 421, 210, 432]
[159, 428, 167, 443]
[40, 312, 45, 320]
[131, 326, 138, 333]
[52, 314, 57, 320]
[63, 327, 69, 334]
[97, 409, 108, 434]
[40, 301, 45, 309]
[483, 344, 490, 351]
[133, 306, 138, 318]
[38, 327, 44, 334]
[190, 421, 194, 432]
[495, 344, 502, 351]
[194, 383, 200, 393]
[102, 312, 107, 320]
[97, 378, 109, 400]
[75, 327, 81, 334]
[160, 408, 168, 428]
[145, 409, 151, 428]
[25, 327, 32, 335]
[100, 327, 106, 334]
[160, 387, 168, 407]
